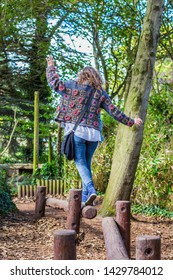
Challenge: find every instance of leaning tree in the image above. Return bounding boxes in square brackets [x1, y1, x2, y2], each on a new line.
[100, 0, 165, 216]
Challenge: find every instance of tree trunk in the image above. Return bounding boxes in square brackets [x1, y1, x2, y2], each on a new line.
[100, 0, 164, 216]
[33, 91, 39, 173]
[48, 135, 53, 163]
[57, 123, 63, 177]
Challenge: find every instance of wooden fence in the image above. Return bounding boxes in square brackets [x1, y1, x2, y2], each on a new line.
[17, 179, 82, 198]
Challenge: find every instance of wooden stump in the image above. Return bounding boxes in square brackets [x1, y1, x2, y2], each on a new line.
[54, 229, 76, 260]
[136, 235, 161, 260]
[115, 200, 131, 258]
[66, 189, 82, 234]
[35, 186, 46, 219]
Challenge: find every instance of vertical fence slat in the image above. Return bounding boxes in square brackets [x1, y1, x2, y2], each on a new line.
[50, 179, 53, 195]
[47, 179, 50, 195]
[60, 180, 63, 195]
[53, 180, 56, 195]
[30, 185, 33, 198]
[63, 180, 67, 195]
[22, 185, 26, 197]
[57, 180, 60, 196]
[18, 185, 22, 199]
[26, 185, 28, 197]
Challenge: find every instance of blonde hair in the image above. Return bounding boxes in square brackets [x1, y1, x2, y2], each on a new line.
[77, 66, 104, 90]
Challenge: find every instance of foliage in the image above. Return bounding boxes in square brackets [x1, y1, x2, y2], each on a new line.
[0, 0, 87, 161]
[62, 0, 144, 97]
[132, 203, 173, 219]
[0, 0, 173, 213]
[0, 169, 17, 216]
[39, 161, 58, 179]
[62, 158, 82, 189]
[0, 169, 8, 192]
[1, 0, 172, 162]
[92, 132, 116, 192]
[132, 66, 173, 210]
[0, 189, 17, 216]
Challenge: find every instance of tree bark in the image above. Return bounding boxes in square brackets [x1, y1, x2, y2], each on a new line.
[33, 91, 39, 173]
[100, 0, 164, 216]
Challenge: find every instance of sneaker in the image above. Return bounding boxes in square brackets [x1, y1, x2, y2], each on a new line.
[81, 202, 86, 208]
[85, 193, 97, 206]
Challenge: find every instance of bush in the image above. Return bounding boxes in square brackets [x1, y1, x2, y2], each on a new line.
[92, 133, 115, 193]
[0, 189, 17, 216]
[39, 161, 58, 179]
[132, 88, 173, 210]
[0, 169, 17, 216]
[0, 168, 9, 192]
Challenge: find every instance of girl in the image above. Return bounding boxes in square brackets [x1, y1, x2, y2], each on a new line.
[46, 56, 142, 206]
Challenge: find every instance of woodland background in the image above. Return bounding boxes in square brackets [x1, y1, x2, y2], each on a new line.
[0, 0, 173, 216]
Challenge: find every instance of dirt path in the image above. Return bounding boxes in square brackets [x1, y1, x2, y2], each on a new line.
[0, 199, 173, 260]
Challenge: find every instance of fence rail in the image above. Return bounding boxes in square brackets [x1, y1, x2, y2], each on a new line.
[17, 179, 82, 198]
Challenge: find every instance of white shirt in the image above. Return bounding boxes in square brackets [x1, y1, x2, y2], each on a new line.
[64, 123, 101, 142]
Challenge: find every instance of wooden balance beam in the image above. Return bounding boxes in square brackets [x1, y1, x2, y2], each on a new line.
[102, 216, 129, 260]
[46, 197, 97, 219]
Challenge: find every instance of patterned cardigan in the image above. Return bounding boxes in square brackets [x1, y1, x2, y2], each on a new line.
[46, 66, 134, 130]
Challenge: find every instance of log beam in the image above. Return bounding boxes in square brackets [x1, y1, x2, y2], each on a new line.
[46, 197, 97, 219]
[102, 217, 129, 260]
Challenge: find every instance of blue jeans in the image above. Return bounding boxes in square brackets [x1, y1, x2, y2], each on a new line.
[74, 135, 98, 202]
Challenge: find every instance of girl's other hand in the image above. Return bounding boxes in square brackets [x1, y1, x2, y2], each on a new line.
[134, 118, 143, 126]
[46, 55, 55, 67]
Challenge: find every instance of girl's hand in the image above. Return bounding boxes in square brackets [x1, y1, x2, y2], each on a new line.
[134, 118, 143, 126]
[46, 55, 55, 67]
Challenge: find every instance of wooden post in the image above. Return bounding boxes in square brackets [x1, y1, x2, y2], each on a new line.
[115, 200, 131, 258]
[66, 189, 82, 234]
[33, 91, 39, 174]
[35, 186, 46, 219]
[136, 235, 161, 260]
[54, 229, 76, 260]
[102, 217, 129, 260]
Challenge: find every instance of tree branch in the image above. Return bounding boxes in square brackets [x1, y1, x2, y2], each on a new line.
[0, 109, 18, 156]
